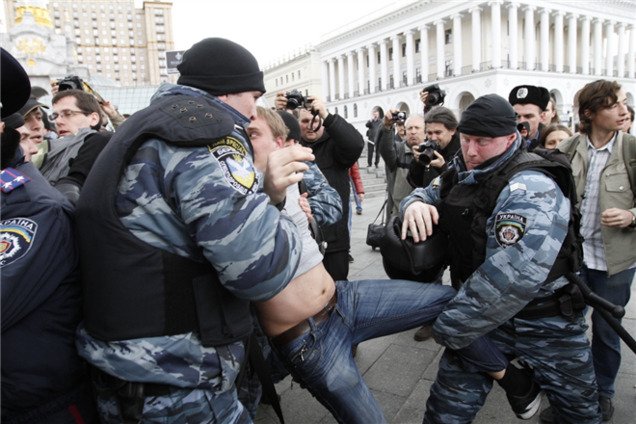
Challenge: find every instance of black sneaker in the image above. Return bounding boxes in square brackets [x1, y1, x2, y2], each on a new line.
[599, 396, 614, 422]
[413, 325, 433, 341]
[507, 378, 542, 420]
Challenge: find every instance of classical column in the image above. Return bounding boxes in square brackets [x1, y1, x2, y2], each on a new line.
[581, 16, 591, 75]
[435, 20, 445, 78]
[593, 18, 603, 75]
[356, 47, 366, 95]
[328, 58, 336, 101]
[392, 35, 401, 88]
[405, 29, 415, 85]
[321, 60, 329, 99]
[540, 8, 550, 71]
[567, 13, 578, 73]
[629, 25, 636, 78]
[337, 55, 346, 100]
[508, 2, 518, 69]
[554, 11, 564, 72]
[490, 1, 502, 69]
[346, 51, 355, 98]
[605, 21, 615, 77]
[616, 22, 626, 78]
[523, 6, 535, 70]
[452, 13, 463, 75]
[368, 43, 378, 93]
[420, 25, 429, 81]
[379, 38, 389, 91]
[470, 7, 482, 71]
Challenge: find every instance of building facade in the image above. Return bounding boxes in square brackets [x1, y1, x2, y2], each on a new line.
[266, 0, 636, 135]
[3, 0, 174, 88]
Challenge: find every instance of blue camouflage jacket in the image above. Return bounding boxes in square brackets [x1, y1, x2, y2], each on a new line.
[401, 137, 571, 350]
[77, 84, 302, 389]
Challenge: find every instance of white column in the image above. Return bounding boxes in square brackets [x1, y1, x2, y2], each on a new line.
[629, 25, 636, 78]
[452, 13, 463, 75]
[567, 14, 578, 73]
[346, 51, 355, 98]
[392, 35, 401, 88]
[328, 58, 336, 101]
[593, 18, 603, 75]
[420, 25, 429, 81]
[470, 7, 482, 71]
[405, 30, 415, 85]
[508, 2, 518, 69]
[321, 60, 329, 99]
[581, 16, 591, 75]
[490, 1, 502, 69]
[368, 43, 377, 93]
[540, 8, 550, 71]
[435, 20, 445, 78]
[337, 55, 345, 100]
[554, 11, 564, 72]
[379, 39, 389, 91]
[356, 48, 365, 95]
[616, 22, 626, 78]
[605, 21, 615, 77]
[523, 6, 535, 70]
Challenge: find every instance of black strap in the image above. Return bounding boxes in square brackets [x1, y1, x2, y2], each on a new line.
[247, 333, 286, 424]
[621, 133, 636, 198]
[372, 199, 388, 225]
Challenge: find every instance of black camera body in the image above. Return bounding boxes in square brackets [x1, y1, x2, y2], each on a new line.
[417, 140, 440, 165]
[423, 84, 446, 108]
[392, 111, 407, 122]
[58, 75, 85, 92]
[285, 89, 309, 110]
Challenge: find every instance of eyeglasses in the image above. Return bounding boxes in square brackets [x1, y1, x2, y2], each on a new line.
[48, 110, 89, 121]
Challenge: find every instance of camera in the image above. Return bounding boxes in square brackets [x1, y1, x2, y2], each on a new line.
[285, 89, 309, 110]
[423, 84, 446, 108]
[392, 111, 407, 122]
[417, 140, 440, 166]
[57, 75, 85, 92]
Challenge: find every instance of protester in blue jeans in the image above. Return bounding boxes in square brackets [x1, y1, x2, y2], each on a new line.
[251, 105, 538, 424]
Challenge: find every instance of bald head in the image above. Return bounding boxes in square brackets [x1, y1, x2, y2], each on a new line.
[404, 115, 425, 147]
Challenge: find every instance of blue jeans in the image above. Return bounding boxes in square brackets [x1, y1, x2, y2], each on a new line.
[583, 265, 636, 398]
[272, 279, 505, 424]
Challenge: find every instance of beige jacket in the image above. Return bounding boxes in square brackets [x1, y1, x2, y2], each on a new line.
[558, 132, 636, 275]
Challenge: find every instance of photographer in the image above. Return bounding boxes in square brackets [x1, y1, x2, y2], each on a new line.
[364, 106, 384, 168]
[420, 84, 446, 114]
[378, 110, 422, 216]
[276, 91, 364, 281]
[407, 107, 460, 189]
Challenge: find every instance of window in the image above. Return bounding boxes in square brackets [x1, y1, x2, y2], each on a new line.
[445, 29, 452, 44]
[402, 43, 406, 57]
[353, 103, 358, 118]
[389, 47, 393, 61]
[343, 105, 348, 119]
[415, 38, 420, 53]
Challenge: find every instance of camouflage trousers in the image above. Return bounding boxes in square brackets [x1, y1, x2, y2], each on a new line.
[424, 313, 602, 424]
[95, 386, 252, 423]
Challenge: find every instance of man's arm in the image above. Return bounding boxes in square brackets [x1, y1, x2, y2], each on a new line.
[304, 161, 342, 225]
[433, 171, 570, 349]
[321, 113, 365, 168]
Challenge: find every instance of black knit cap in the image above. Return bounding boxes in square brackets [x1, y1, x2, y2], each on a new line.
[458, 94, 518, 138]
[277, 110, 301, 141]
[1, 48, 31, 118]
[177, 38, 265, 96]
[508, 85, 550, 110]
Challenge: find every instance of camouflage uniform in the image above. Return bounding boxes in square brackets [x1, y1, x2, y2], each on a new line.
[76, 84, 302, 423]
[304, 161, 342, 225]
[402, 137, 601, 424]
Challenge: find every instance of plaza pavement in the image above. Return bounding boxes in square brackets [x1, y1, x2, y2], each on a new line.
[255, 194, 636, 424]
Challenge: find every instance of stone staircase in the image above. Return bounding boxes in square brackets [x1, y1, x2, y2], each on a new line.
[356, 156, 387, 199]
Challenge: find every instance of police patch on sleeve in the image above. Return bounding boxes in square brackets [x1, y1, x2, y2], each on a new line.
[208, 137, 256, 195]
[494, 213, 526, 248]
[0, 218, 38, 267]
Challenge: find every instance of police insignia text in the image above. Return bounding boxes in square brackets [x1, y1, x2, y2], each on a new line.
[494, 213, 527, 248]
[209, 137, 256, 195]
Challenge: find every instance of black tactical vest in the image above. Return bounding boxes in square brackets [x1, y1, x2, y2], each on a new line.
[76, 93, 253, 347]
[438, 147, 582, 289]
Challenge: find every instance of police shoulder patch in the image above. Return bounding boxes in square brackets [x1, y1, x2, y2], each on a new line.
[494, 212, 526, 248]
[0, 217, 38, 267]
[208, 137, 256, 195]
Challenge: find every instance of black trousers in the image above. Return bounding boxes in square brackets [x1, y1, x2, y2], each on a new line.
[367, 142, 379, 167]
[323, 250, 349, 281]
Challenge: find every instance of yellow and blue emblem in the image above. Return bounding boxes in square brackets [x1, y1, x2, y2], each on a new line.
[209, 137, 256, 195]
[0, 218, 37, 267]
[495, 212, 526, 248]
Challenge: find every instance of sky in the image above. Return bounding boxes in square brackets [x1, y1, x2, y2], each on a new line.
[170, 0, 416, 67]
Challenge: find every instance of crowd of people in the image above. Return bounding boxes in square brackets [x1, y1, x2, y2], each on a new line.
[1, 34, 634, 424]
